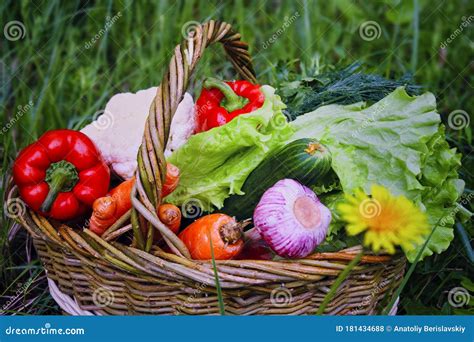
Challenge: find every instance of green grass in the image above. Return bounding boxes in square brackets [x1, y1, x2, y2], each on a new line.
[1, 0, 472, 315]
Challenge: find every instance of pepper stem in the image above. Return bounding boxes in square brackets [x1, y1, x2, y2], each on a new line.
[203, 77, 249, 112]
[40, 160, 79, 212]
[219, 219, 251, 244]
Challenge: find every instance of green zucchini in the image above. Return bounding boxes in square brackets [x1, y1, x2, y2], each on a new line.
[222, 138, 334, 220]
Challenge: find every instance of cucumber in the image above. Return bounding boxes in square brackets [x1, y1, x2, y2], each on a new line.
[222, 138, 333, 220]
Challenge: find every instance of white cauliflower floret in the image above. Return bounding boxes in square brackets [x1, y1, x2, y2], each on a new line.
[81, 87, 195, 179]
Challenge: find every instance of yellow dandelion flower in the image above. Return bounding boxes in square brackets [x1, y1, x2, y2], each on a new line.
[337, 184, 429, 254]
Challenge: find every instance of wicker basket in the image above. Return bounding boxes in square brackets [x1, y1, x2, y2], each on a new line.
[7, 20, 405, 315]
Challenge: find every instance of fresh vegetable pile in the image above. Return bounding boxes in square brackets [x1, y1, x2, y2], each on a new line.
[165, 84, 293, 211]
[290, 87, 463, 261]
[12, 66, 464, 263]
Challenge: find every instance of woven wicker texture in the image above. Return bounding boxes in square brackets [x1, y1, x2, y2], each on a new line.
[7, 20, 405, 315]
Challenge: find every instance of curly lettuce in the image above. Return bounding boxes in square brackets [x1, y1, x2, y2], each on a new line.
[291, 87, 463, 261]
[166, 85, 293, 211]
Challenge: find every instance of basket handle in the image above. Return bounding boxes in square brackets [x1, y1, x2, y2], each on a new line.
[131, 21, 257, 257]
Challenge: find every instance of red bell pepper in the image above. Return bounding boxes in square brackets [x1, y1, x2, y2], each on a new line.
[195, 78, 265, 133]
[13, 129, 110, 220]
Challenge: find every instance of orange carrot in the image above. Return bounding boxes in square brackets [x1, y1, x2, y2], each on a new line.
[179, 214, 248, 260]
[162, 163, 180, 197]
[89, 197, 117, 235]
[89, 163, 180, 236]
[89, 177, 134, 235]
[109, 176, 135, 213]
[157, 204, 181, 233]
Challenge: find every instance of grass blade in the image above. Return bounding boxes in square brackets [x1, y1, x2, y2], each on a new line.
[455, 223, 474, 263]
[316, 250, 363, 315]
[209, 236, 225, 315]
[382, 219, 441, 315]
[410, 0, 420, 72]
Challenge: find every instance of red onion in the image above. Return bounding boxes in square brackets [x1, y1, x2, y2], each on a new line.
[253, 179, 331, 258]
[236, 228, 274, 260]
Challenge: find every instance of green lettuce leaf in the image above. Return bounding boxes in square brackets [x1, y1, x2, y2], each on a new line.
[291, 87, 463, 261]
[166, 85, 294, 211]
[409, 125, 464, 260]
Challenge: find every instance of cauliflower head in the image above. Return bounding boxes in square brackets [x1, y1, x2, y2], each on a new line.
[81, 87, 195, 179]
